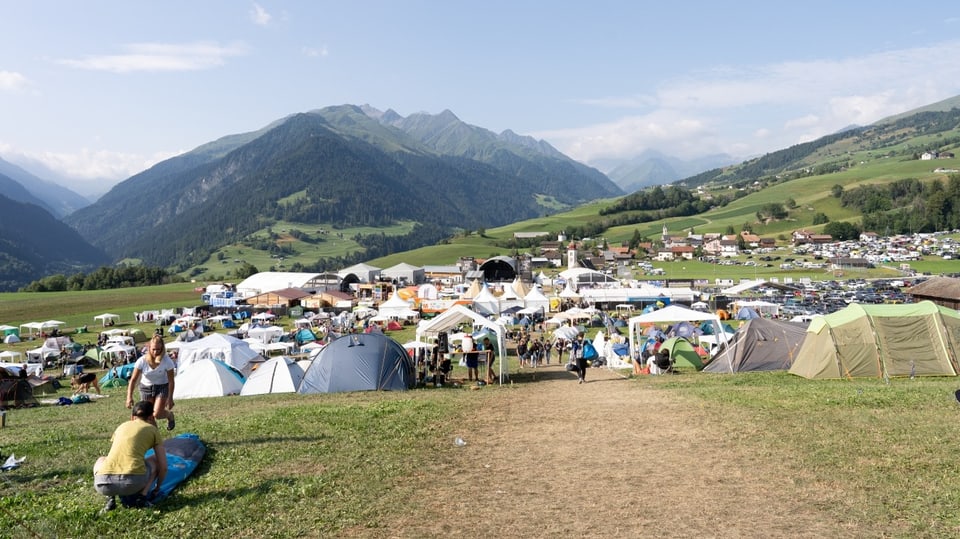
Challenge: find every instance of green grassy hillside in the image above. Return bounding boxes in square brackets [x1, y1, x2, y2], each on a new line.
[176, 104, 960, 277]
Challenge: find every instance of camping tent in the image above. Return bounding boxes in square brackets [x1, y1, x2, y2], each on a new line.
[703, 318, 808, 373]
[175, 358, 245, 399]
[788, 301, 960, 379]
[415, 304, 507, 384]
[175, 333, 262, 376]
[0, 374, 36, 408]
[659, 337, 704, 370]
[297, 333, 414, 394]
[240, 356, 305, 395]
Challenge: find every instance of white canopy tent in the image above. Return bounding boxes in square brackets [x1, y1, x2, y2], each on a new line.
[94, 313, 120, 326]
[415, 304, 507, 384]
[247, 325, 284, 344]
[20, 321, 65, 336]
[627, 304, 731, 365]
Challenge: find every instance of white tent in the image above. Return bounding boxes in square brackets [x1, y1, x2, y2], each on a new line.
[627, 304, 731, 362]
[559, 280, 580, 299]
[175, 358, 245, 399]
[378, 293, 419, 321]
[244, 340, 295, 357]
[417, 283, 439, 300]
[94, 313, 120, 326]
[240, 356, 305, 395]
[26, 342, 61, 362]
[176, 333, 262, 376]
[19, 322, 44, 336]
[247, 325, 284, 344]
[415, 304, 507, 384]
[497, 283, 524, 313]
[0, 350, 23, 362]
[472, 285, 500, 316]
[523, 286, 550, 313]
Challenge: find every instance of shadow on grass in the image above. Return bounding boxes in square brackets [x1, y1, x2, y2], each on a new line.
[157, 477, 299, 512]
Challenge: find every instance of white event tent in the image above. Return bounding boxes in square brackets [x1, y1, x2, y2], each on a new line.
[627, 304, 731, 363]
[415, 304, 507, 384]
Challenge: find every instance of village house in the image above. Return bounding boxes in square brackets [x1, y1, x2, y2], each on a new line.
[740, 231, 761, 248]
[793, 229, 834, 245]
[243, 287, 312, 310]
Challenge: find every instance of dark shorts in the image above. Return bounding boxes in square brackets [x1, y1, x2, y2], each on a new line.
[465, 352, 479, 369]
[140, 383, 169, 400]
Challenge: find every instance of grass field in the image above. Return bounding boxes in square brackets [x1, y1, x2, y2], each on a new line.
[2, 272, 960, 535]
[5, 367, 960, 536]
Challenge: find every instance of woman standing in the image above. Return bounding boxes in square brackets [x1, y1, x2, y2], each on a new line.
[126, 335, 176, 430]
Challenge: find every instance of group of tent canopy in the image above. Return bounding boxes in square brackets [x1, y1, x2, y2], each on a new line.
[100, 332, 416, 398]
[630, 301, 960, 379]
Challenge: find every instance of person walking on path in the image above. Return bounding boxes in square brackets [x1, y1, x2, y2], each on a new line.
[127, 335, 176, 430]
[571, 334, 588, 384]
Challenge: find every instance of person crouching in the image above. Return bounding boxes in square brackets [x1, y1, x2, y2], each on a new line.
[93, 401, 167, 513]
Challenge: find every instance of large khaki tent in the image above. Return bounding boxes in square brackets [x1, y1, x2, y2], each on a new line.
[788, 301, 960, 379]
[703, 318, 808, 373]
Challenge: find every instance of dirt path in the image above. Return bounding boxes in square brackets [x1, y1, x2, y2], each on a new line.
[383, 365, 865, 538]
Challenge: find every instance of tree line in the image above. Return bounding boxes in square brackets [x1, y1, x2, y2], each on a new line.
[20, 265, 182, 292]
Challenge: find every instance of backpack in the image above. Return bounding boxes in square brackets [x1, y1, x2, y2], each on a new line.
[582, 341, 598, 360]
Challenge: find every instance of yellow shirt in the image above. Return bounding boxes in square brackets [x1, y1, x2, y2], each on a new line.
[98, 419, 163, 475]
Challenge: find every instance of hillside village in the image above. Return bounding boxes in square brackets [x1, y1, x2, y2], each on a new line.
[196, 229, 960, 326]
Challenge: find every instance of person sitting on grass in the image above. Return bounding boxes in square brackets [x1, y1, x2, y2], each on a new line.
[93, 401, 167, 513]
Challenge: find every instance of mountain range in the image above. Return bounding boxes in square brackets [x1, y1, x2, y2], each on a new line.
[64, 105, 622, 268]
[0, 181, 108, 291]
[4, 95, 960, 289]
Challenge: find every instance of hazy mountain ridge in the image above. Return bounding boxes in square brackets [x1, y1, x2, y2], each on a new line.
[0, 158, 90, 217]
[597, 150, 738, 193]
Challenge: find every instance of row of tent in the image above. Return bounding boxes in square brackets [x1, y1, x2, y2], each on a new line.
[100, 332, 415, 398]
[697, 300, 960, 378]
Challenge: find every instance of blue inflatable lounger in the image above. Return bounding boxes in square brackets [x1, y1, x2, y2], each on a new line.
[119, 433, 206, 507]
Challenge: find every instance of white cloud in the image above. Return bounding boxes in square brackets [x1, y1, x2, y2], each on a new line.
[250, 3, 272, 26]
[301, 46, 329, 58]
[58, 41, 248, 73]
[0, 70, 29, 91]
[784, 114, 820, 130]
[539, 39, 960, 163]
[0, 143, 181, 181]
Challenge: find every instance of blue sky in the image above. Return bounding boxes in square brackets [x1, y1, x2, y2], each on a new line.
[3, 1, 960, 195]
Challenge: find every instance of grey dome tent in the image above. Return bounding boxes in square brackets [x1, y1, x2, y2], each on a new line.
[298, 333, 415, 394]
[703, 318, 808, 373]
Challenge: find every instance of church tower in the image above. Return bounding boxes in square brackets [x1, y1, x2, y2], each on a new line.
[567, 241, 578, 269]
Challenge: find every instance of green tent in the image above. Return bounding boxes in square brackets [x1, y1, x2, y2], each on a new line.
[788, 301, 960, 379]
[661, 337, 704, 370]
